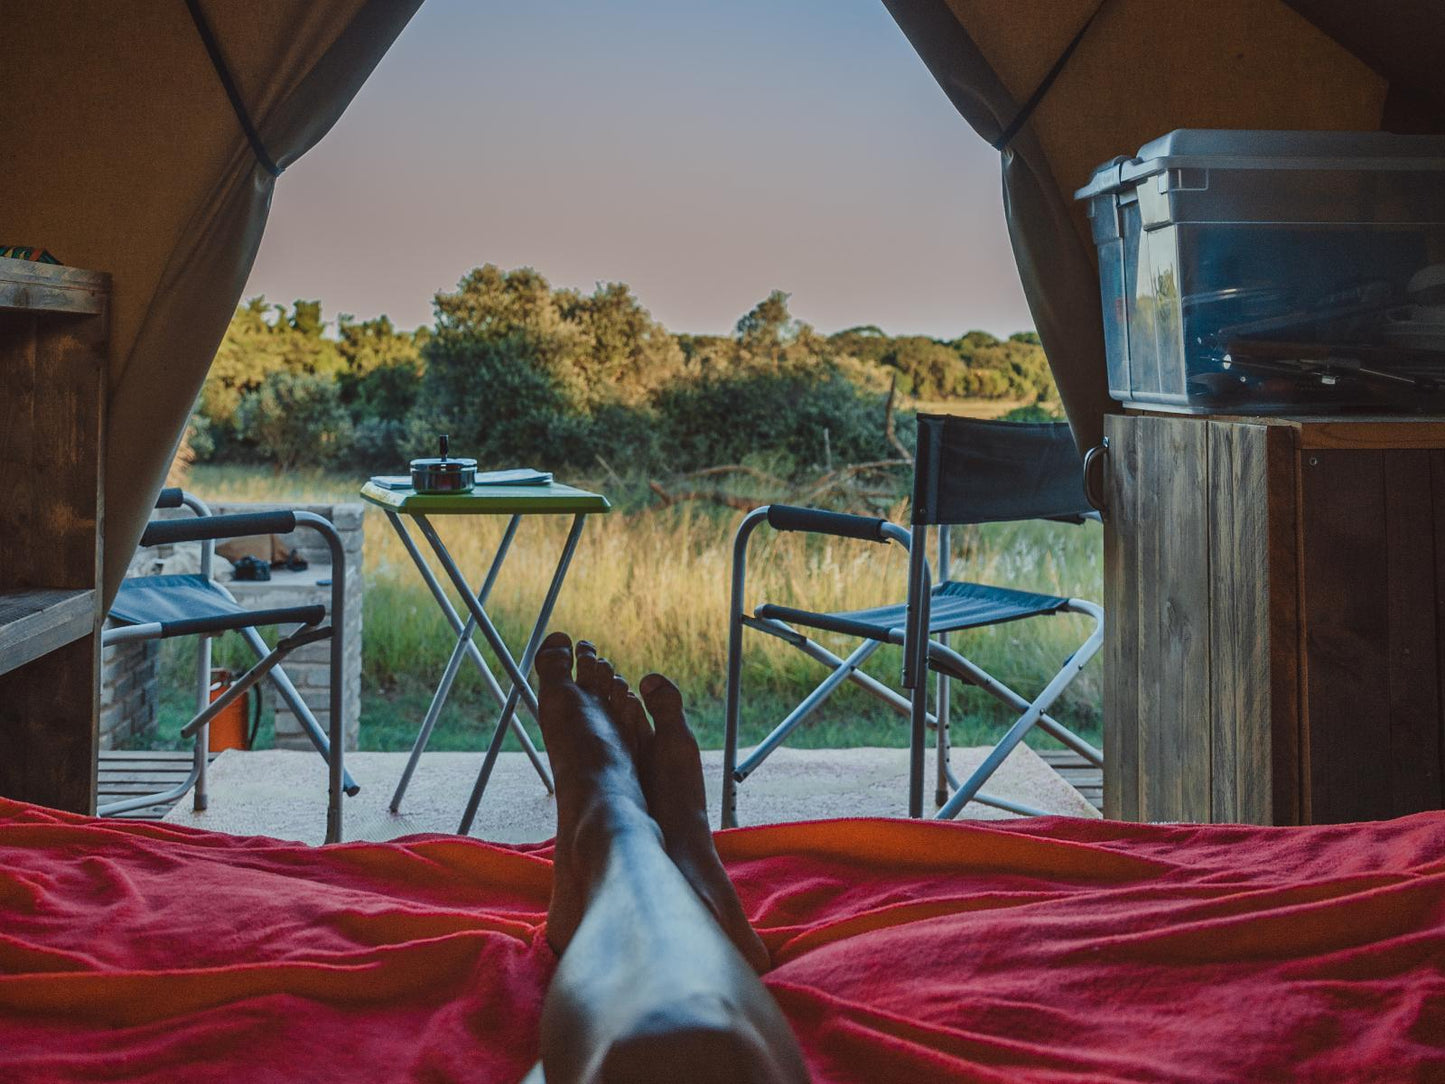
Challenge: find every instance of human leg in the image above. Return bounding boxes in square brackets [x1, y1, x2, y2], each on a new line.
[570, 645, 769, 973]
[533, 633, 807, 1084]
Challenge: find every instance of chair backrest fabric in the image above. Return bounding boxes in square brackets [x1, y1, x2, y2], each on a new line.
[910, 414, 1090, 526]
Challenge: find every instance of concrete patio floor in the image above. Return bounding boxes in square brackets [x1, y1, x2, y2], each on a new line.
[162, 744, 1100, 845]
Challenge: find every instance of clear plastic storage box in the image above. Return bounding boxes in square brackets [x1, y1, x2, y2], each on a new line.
[1075, 130, 1445, 413]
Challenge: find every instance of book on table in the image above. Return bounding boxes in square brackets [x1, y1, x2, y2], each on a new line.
[369, 469, 553, 491]
[475, 468, 552, 486]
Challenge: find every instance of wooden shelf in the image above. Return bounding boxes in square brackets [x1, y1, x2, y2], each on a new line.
[0, 259, 108, 813]
[0, 260, 109, 315]
[0, 588, 97, 677]
[1125, 409, 1445, 450]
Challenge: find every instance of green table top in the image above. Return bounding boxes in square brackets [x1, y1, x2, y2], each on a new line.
[360, 480, 611, 515]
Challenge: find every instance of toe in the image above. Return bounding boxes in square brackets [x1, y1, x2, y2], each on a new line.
[588, 657, 616, 697]
[617, 688, 653, 760]
[640, 674, 687, 734]
[534, 632, 574, 687]
[608, 675, 631, 710]
[621, 691, 651, 738]
[575, 641, 599, 687]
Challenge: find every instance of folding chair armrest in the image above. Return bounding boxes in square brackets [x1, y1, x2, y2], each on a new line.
[141, 510, 298, 547]
[765, 504, 896, 543]
[142, 490, 217, 574]
[153, 489, 212, 517]
[730, 505, 911, 629]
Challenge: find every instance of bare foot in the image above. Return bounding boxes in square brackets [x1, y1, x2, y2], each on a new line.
[638, 674, 771, 974]
[550, 637, 770, 973]
[573, 640, 654, 766]
[534, 632, 659, 954]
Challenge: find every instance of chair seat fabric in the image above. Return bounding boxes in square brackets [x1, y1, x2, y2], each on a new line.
[109, 574, 324, 630]
[756, 580, 1069, 642]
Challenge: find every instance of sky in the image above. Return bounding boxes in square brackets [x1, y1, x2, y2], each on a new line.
[243, 0, 1032, 339]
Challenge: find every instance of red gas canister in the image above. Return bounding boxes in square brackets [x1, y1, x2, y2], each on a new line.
[207, 669, 254, 752]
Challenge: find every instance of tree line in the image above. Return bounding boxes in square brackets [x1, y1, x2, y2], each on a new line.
[191, 265, 1058, 475]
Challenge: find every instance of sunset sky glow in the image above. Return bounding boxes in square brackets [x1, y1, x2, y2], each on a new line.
[243, 0, 1033, 338]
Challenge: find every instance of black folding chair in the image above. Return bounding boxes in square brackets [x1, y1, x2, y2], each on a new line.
[100, 488, 359, 842]
[722, 415, 1104, 826]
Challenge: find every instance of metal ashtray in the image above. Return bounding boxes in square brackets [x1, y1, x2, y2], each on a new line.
[410, 435, 476, 494]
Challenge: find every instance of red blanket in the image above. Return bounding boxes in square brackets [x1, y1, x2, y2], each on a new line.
[0, 800, 1441, 1082]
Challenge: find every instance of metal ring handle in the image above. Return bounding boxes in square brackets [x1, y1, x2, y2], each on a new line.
[1082, 437, 1109, 519]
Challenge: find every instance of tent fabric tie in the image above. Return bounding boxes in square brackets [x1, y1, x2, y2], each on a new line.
[184, 0, 282, 177]
[992, 0, 1111, 152]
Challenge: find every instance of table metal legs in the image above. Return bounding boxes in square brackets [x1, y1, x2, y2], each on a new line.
[388, 513, 531, 811]
[456, 514, 586, 834]
[386, 510, 589, 828]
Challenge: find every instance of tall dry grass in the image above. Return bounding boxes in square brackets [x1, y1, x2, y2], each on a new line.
[185, 466, 1102, 748]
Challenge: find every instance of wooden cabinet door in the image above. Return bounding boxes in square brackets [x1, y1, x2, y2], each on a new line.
[1103, 414, 1294, 824]
[1297, 448, 1445, 821]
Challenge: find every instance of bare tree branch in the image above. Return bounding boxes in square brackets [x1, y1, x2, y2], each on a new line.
[648, 480, 760, 512]
[652, 453, 909, 514]
[593, 453, 623, 487]
[680, 464, 788, 488]
[799, 459, 910, 502]
[884, 374, 914, 465]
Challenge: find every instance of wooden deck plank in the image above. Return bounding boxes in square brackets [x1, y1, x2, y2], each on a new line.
[97, 750, 214, 819]
[97, 750, 1107, 819]
[107, 805, 177, 820]
[1036, 750, 1102, 811]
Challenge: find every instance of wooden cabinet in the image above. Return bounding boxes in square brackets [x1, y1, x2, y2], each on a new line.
[0, 262, 109, 813]
[1104, 412, 1445, 825]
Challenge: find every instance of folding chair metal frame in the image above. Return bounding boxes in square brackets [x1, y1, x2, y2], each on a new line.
[100, 488, 357, 842]
[721, 417, 1105, 828]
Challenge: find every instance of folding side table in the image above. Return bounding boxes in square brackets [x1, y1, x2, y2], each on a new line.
[360, 480, 611, 833]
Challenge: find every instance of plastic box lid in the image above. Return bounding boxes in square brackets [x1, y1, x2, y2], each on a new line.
[1075, 130, 1445, 201]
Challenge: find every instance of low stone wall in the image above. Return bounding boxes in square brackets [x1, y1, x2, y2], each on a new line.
[102, 500, 365, 751]
[99, 639, 159, 750]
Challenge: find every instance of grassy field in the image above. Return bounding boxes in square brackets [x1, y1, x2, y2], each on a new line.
[910, 398, 1040, 419]
[150, 462, 1103, 756]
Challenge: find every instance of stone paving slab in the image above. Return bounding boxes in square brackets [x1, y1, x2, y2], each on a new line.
[163, 744, 1100, 846]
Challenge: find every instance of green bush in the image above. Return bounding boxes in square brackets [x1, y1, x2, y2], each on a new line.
[998, 402, 1062, 423]
[406, 330, 574, 466]
[235, 371, 353, 472]
[193, 271, 1057, 478]
[349, 417, 411, 470]
[656, 365, 899, 470]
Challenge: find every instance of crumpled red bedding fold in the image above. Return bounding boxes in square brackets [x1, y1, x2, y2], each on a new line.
[0, 799, 1440, 1082]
